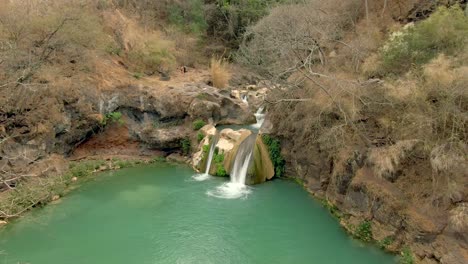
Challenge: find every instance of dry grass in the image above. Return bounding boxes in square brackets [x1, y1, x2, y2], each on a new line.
[367, 140, 419, 180]
[430, 142, 467, 173]
[449, 203, 468, 233]
[210, 57, 231, 88]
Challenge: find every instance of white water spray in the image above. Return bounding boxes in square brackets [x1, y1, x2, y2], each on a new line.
[251, 106, 265, 130]
[207, 134, 255, 199]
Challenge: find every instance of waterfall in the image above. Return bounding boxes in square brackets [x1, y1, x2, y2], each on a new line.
[207, 134, 256, 199]
[251, 106, 265, 130]
[205, 106, 266, 199]
[230, 134, 255, 184]
[192, 132, 219, 181]
[204, 133, 219, 174]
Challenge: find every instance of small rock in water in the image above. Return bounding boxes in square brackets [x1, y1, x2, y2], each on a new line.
[52, 195, 60, 201]
[0, 220, 7, 226]
[71, 177, 78, 182]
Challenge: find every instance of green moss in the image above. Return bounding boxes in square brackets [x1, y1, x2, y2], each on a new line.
[151, 156, 166, 163]
[213, 152, 227, 177]
[197, 132, 205, 142]
[378, 236, 394, 250]
[180, 138, 192, 155]
[262, 134, 285, 178]
[399, 247, 414, 264]
[354, 221, 373, 242]
[101, 111, 124, 126]
[192, 119, 206, 130]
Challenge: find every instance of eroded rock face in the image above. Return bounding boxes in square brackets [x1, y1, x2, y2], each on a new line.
[266, 108, 468, 264]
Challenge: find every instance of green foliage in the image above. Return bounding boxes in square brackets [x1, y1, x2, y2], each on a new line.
[202, 144, 210, 153]
[213, 152, 227, 176]
[354, 221, 373, 242]
[151, 156, 166, 163]
[133, 72, 143, 79]
[380, 5, 468, 74]
[192, 119, 206, 130]
[180, 138, 192, 155]
[262, 134, 285, 178]
[321, 199, 342, 219]
[101, 111, 124, 126]
[400, 247, 415, 264]
[197, 132, 205, 142]
[167, 0, 207, 34]
[378, 236, 394, 250]
[105, 43, 122, 56]
[69, 160, 106, 178]
[207, 0, 284, 47]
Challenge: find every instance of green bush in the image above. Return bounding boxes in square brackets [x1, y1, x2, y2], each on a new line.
[197, 132, 205, 142]
[354, 221, 373, 242]
[180, 138, 192, 155]
[206, 0, 284, 47]
[202, 144, 210, 153]
[133, 72, 143, 79]
[380, 5, 468, 74]
[378, 236, 394, 250]
[167, 0, 207, 34]
[101, 111, 124, 126]
[400, 247, 414, 264]
[192, 119, 206, 130]
[262, 134, 285, 178]
[105, 43, 122, 56]
[213, 152, 227, 176]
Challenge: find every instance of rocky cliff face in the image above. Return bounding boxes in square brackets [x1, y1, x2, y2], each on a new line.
[0, 82, 254, 189]
[266, 110, 468, 264]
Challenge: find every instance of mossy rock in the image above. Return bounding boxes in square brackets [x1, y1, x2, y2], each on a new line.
[246, 136, 274, 184]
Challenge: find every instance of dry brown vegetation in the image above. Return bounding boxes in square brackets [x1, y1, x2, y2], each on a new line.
[210, 57, 231, 88]
[240, 2, 467, 258]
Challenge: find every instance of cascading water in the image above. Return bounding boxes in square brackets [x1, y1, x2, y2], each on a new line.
[192, 132, 219, 181]
[206, 106, 266, 199]
[251, 106, 265, 130]
[207, 134, 256, 199]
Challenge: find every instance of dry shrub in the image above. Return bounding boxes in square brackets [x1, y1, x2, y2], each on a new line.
[430, 142, 467, 174]
[367, 140, 419, 180]
[430, 141, 467, 204]
[210, 57, 231, 88]
[0, 0, 110, 83]
[449, 203, 468, 233]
